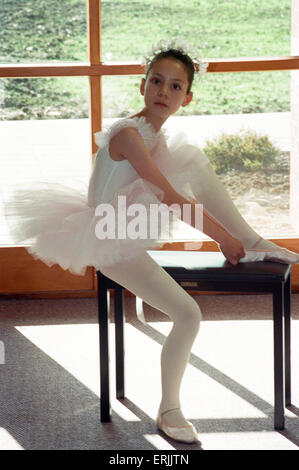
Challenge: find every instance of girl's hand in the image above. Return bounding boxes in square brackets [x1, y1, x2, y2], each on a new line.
[219, 235, 245, 265]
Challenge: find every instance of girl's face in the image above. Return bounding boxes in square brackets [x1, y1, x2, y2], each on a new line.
[140, 58, 193, 119]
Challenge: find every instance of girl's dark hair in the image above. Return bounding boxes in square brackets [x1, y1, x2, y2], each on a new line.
[145, 49, 195, 93]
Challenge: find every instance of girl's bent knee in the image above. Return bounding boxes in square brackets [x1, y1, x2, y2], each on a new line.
[191, 305, 202, 331]
[180, 299, 202, 332]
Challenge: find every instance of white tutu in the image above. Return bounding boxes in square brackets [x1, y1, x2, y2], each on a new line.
[3, 117, 208, 275]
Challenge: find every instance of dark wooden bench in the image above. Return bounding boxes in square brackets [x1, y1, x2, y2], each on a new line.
[97, 251, 292, 430]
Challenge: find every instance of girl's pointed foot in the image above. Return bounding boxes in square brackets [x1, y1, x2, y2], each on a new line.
[156, 408, 198, 444]
[241, 238, 299, 264]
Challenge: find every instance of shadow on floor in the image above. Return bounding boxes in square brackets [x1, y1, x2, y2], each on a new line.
[0, 294, 298, 449]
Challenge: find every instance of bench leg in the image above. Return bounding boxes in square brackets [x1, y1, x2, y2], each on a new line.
[115, 289, 125, 399]
[273, 284, 285, 430]
[284, 273, 291, 406]
[98, 281, 111, 422]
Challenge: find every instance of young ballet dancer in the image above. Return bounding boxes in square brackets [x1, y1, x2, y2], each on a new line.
[4, 39, 299, 444]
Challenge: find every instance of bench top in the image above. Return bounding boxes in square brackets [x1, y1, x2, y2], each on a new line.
[147, 250, 291, 282]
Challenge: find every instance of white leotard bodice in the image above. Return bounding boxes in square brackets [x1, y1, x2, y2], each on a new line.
[87, 116, 161, 207]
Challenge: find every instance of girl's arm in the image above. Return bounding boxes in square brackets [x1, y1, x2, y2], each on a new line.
[110, 127, 245, 264]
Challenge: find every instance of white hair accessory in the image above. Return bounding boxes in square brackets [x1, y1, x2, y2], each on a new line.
[142, 37, 209, 79]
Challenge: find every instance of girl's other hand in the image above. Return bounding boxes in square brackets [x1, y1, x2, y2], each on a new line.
[219, 236, 245, 265]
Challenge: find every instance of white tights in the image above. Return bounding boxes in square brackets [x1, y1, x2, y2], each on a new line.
[189, 162, 299, 260]
[101, 251, 202, 426]
[190, 161, 271, 249]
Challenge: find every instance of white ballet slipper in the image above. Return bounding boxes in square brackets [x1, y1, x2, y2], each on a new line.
[240, 248, 299, 265]
[156, 409, 198, 444]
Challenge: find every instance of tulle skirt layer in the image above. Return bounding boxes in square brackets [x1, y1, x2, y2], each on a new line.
[4, 169, 205, 275]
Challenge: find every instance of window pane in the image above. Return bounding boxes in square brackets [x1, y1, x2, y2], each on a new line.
[0, 77, 90, 245]
[101, 0, 290, 62]
[0, 0, 87, 63]
[0, 76, 89, 120]
[102, 75, 143, 118]
[188, 71, 295, 238]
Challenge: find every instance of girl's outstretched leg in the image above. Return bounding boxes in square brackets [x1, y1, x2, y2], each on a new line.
[192, 162, 265, 248]
[191, 161, 299, 263]
[100, 251, 201, 442]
